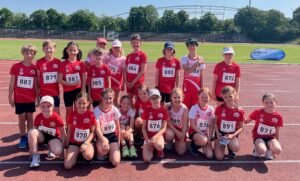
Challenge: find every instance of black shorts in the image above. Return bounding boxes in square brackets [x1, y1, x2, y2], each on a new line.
[161, 92, 171, 103]
[253, 137, 275, 144]
[40, 96, 60, 107]
[69, 142, 83, 147]
[216, 131, 239, 138]
[216, 96, 224, 102]
[104, 133, 118, 144]
[63, 88, 81, 107]
[15, 102, 36, 114]
[92, 100, 100, 108]
[41, 132, 60, 145]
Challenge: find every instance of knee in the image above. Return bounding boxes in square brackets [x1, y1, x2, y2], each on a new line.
[51, 146, 63, 156]
[272, 146, 282, 155]
[176, 147, 186, 156]
[206, 151, 214, 160]
[64, 161, 74, 170]
[215, 154, 224, 161]
[165, 131, 174, 141]
[28, 129, 38, 138]
[111, 158, 120, 167]
[229, 144, 240, 152]
[194, 138, 207, 147]
[83, 153, 94, 161]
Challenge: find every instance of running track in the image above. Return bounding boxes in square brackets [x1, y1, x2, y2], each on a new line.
[0, 61, 300, 181]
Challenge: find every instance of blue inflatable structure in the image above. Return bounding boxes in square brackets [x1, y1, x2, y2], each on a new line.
[250, 48, 285, 61]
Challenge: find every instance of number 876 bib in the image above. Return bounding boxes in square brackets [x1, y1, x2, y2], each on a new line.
[148, 120, 162, 132]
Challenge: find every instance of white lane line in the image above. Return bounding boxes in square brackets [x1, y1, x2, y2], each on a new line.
[1, 160, 300, 165]
[241, 90, 300, 93]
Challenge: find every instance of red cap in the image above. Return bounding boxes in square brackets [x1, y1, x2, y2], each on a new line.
[96, 37, 107, 44]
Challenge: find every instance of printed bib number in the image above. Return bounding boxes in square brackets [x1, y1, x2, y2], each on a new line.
[108, 64, 118, 74]
[43, 72, 57, 84]
[74, 128, 90, 142]
[66, 73, 80, 84]
[171, 118, 181, 127]
[190, 67, 201, 77]
[197, 119, 209, 131]
[91, 78, 104, 88]
[101, 122, 116, 134]
[17, 76, 34, 89]
[222, 73, 236, 83]
[257, 123, 276, 136]
[220, 120, 236, 133]
[148, 120, 162, 132]
[127, 64, 139, 74]
[162, 67, 175, 78]
[38, 126, 56, 136]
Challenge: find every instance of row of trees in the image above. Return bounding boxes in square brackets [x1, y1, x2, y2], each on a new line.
[0, 5, 299, 42]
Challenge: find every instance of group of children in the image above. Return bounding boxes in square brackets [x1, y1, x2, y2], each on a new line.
[8, 34, 283, 169]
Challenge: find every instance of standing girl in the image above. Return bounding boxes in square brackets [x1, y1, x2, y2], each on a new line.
[64, 93, 96, 169]
[164, 88, 188, 156]
[104, 39, 126, 106]
[188, 88, 215, 159]
[212, 47, 241, 104]
[119, 95, 137, 158]
[245, 93, 283, 160]
[124, 34, 147, 99]
[58, 41, 86, 121]
[87, 47, 111, 107]
[181, 38, 205, 109]
[8, 45, 38, 149]
[28, 96, 65, 168]
[36, 40, 61, 114]
[214, 86, 245, 160]
[94, 89, 121, 167]
[142, 89, 169, 163]
[155, 41, 181, 104]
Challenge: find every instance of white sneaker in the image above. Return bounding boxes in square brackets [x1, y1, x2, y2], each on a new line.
[252, 149, 259, 158]
[30, 154, 40, 168]
[265, 150, 274, 160]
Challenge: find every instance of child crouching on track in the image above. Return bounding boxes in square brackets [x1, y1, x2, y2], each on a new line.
[245, 93, 283, 160]
[188, 88, 215, 159]
[94, 89, 121, 166]
[142, 89, 169, 163]
[64, 93, 96, 170]
[119, 95, 137, 158]
[28, 96, 65, 168]
[164, 88, 188, 156]
[8, 44, 38, 149]
[214, 86, 245, 160]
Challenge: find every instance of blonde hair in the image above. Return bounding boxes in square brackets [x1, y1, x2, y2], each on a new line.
[262, 93, 278, 102]
[42, 40, 56, 48]
[171, 88, 184, 97]
[21, 44, 37, 54]
[198, 87, 212, 98]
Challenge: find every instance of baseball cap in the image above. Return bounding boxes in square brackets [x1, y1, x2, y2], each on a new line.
[112, 39, 122, 47]
[185, 38, 198, 46]
[40, 95, 54, 106]
[223, 47, 235, 55]
[164, 41, 175, 49]
[96, 37, 107, 45]
[149, 88, 161, 98]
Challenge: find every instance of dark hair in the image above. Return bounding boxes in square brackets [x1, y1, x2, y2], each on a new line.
[262, 93, 278, 102]
[163, 49, 176, 56]
[75, 92, 90, 102]
[130, 34, 141, 41]
[137, 84, 149, 94]
[101, 88, 115, 98]
[62, 41, 82, 61]
[221, 86, 236, 95]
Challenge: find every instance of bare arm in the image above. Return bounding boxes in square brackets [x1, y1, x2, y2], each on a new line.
[175, 70, 180, 88]
[131, 63, 147, 85]
[275, 127, 280, 140]
[211, 74, 218, 101]
[142, 119, 149, 141]
[8, 75, 15, 107]
[154, 68, 159, 88]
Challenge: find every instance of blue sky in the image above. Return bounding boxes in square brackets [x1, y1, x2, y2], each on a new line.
[0, 0, 299, 18]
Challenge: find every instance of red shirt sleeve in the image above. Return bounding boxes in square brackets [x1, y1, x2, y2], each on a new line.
[236, 64, 241, 77]
[54, 112, 64, 127]
[80, 61, 87, 73]
[277, 114, 284, 127]
[140, 52, 148, 64]
[213, 63, 219, 75]
[155, 59, 160, 69]
[106, 65, 111, 76]
[249, 110, 259, 120]
[58, 61, 65, 73]
[87, 67, 92, 84]
[141, 108, 148, 120]
[90, 111, 97, 126]
[34, 114, 41, 127]
[9, 64, 17, 75]
[67, 111, 74, 125]
[175, 58, 181, 70]
[163, 108, 169, 121]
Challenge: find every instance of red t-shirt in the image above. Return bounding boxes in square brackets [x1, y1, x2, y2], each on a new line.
[9, 62, 37, 103]
[87, 64, 111, 101]
[215, 104, 245, 134]
[125, 50, 147, 85]
[36, 57, 61, 96]
[249, 109, 283, 140]
[141, 106, 169, 138]
[155, 57, 181, 93]
[34, 112, 64, 138]
[58, 60, 86, 92]
[213, 61, 241, 97]
[67, 110, 96, 144]
[134, 99, 151, 117]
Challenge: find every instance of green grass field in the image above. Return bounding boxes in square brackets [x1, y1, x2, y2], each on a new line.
[0, 39, 299, 63]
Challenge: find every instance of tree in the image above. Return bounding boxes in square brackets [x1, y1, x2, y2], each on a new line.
[29, 10, 48, 29]
[293, 7, 300, 26]
[0, 8, 13, 28]
[11, 13, 29, 28]
[68, 9, 98, 30]
[46, 8, 65, 29]
[128, 5, 158, 32]
[158, 10, 178, 32]
[198, 13, 220, 32]
[177, 10, 189, 31]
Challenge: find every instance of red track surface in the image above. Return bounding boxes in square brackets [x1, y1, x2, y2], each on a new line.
[1, 61, 300, 180]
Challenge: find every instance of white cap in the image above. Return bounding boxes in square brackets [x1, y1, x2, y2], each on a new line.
[40, 95, 54, 106]
[223, 47, 235, 55]
[112, 39, 122, 47]
[149, 88, 161, 97]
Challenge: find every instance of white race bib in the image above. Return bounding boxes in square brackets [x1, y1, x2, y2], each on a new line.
[127, 64, 139, 74]
[101, 122, 116, 134]
[222, 73, 236, 83]
[38, 126, 56, 136]
[197, 119, 209, 131]
[17, 76, 34, 89]
[66, 73, 80, 84]
[91, 77, 104, 88]
[74, 128, 90, 142]
[147, 120, 162, 132]
[43, 72, 57, 84]
[108, 64, 118, 74]
[190, 67, 201, 77]
[162, 67, 175, 78]
[257, 123, 276, 136]
[220, 120, 236, 133]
